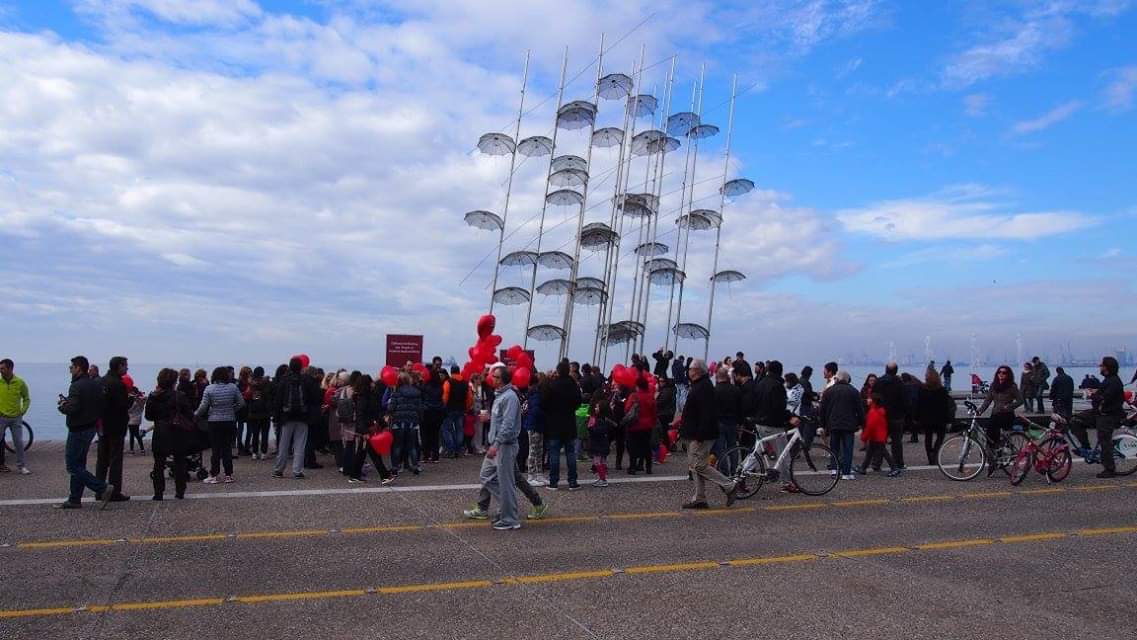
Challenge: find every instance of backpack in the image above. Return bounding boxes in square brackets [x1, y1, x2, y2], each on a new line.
[282, 376, 306, 419]
[335, 388, 355, 421]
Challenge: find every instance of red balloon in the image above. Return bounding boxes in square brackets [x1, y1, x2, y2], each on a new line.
[611, 364, 626, 380]
[658, 443, 669, 463]
[369, 431, 393, 456]
[487, 334, 503, 348]
[516, 354, 534, 370]
[380, 366, 398, 388]
[477, 314, 496, 339]
[513, 366, 532, 389]
[462, 362, 480, 379]
[298, 354, 311, 369]
[667, 429, 679, 446]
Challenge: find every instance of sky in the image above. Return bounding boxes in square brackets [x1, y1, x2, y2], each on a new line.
[1, 0, 1135, 370]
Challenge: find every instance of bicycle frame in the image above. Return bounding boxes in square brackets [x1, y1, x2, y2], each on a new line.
[737, 425, 805, 477]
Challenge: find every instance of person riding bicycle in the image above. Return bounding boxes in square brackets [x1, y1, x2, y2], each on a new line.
[976, 365, 1023, 471]
[1067, 356, 1124, 479]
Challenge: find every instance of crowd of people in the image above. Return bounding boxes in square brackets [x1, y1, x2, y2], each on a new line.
[0, 349, 1129, 525]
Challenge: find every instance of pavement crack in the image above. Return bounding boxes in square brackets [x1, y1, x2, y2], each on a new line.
[86, 497, 165, 638]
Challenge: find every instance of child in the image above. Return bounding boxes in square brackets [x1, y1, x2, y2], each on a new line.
[588, 388, 614, 488]
[856, 394, 901, 477]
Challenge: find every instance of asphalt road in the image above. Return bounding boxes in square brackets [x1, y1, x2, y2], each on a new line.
[1, 439, 1134, 640]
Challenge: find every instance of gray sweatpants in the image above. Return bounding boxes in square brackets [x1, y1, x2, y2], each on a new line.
[478, 457, 541, 512]
[479, 442, 519, 526]
[274, 420, 309, 475]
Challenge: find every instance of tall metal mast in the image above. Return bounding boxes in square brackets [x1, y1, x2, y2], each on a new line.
[670, 63, 706, 352]
[703, 74, 738, 361]
[488, 51, 531, 314]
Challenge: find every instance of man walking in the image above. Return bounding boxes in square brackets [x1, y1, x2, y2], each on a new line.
[0, 359, 32, 474]
[940, 360, 955, 393]
[273, 357, 311, 479]
[1030, 356, 1050, 414]
[1050, 366, 1074, 420]
[96, 356, 132, 502]
[819, 371, 864, 480]
[56, 356, 114, 509]
[680, 359, 738, 509]
[441, 365, 472, 458]
[480, 365, 524, 530]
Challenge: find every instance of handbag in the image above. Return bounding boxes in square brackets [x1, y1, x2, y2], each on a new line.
[170, 391, 196, 432]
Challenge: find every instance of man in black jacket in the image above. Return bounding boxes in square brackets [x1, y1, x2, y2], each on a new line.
[680, 359, 737, 509]
[1070, 356, 1125, 478]
[96, 356, 131, 502]
[820, 370, 865, 479]
[543, 361, 582, 490]
[1049, 367, 1075, 420]
[873, 362, 908, 469]
[56, 356, 114, 509]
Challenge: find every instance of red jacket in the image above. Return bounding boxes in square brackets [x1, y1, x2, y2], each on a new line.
[625, 389, 658, 433]
[861, 404, 888, 444]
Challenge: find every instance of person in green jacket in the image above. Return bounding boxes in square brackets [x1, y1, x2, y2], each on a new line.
[0, 358, 31, 474]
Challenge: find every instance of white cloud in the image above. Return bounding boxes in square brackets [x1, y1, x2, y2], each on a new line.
[836, 185, 1096, 241]
[1009, 100, 1084, 135]
[942, 1, 1132, 88]
[1102, 65, 1137, 111]
[76, 0, 263, 27]
[963, 93, 989, 117]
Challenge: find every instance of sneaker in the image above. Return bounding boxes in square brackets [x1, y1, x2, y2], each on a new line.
[886, 469, 902, 478]
[55, 500, 81, 509]
[271, 471, 284, 478]
[592, 479, 609, 488]
[203, 476, 220, 484]
[380, 476, 396, 486]
[841, 474, 856, 481]
[528, 476, 547, 487]
[18, 466, 31, 475]
[527, 503, 550, 520]
[681, 500, 709, 510]
[100, 485, 117, 510]
[222, 475, 234, 484]
[567, 483, 581, 491]
[464, 507, 490, 520]
[347, 477, 364, 484]
[724, 483, 739, 507]
[854, 466, 868, 475]
[293, 472, 305, 479]
[492, 522, 521, 531]
[1096, 469, 1118, 479]
[546, 484, 559, 491]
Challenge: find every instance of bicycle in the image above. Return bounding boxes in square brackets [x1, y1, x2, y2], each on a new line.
[937, 401, 1028, 481]
[1036, 413, 1137, 481]
[1, 420, 34, 453]
[1008, 417, 1069, 486]
[715, 418, 839, 498]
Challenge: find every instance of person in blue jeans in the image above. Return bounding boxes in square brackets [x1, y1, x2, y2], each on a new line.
[542, 361, 582, 490]
[441, 366, 472, 458]
[56, 356, 115, 509]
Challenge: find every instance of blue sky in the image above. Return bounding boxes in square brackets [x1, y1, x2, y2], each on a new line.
[0, 0, 1134, 370]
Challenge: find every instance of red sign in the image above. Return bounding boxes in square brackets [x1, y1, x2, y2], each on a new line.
[386, 335, 424, 367]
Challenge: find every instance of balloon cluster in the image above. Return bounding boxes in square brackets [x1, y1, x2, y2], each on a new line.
[458, 314, 534, 389]
[610, 363, 656, 393]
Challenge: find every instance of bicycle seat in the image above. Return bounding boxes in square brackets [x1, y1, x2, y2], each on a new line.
[964, 400, 978, 413]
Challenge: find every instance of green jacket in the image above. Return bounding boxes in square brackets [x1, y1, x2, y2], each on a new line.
[0, 375, 30, 418]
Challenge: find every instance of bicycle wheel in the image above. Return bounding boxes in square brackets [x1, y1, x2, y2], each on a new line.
[1039, 436, 1071, 483]
[724, 446, 766, 499]
[1009, 447, 1033, 486]
[1112, 432, 1137, 476]
[995, 431, 1028, 476]
[938, 434, 985, 481]
[789, 442, 839, 496]
[2, 421, 33, 453]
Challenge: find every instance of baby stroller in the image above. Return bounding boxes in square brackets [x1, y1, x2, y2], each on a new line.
[166, 426, 211, 481]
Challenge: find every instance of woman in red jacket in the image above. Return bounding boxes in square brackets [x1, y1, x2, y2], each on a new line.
[856, 394, 901, 477]
[624, 376, 658, 474]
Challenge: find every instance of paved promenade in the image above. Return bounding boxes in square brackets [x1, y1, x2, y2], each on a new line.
[0, 440, 1134, 639]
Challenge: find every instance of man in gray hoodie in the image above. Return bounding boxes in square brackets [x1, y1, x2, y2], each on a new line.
[480, 365, 523, 530]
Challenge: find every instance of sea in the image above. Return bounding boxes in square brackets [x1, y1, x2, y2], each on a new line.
[10, 361, 1120, 443]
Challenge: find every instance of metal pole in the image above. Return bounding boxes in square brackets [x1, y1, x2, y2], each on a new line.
[703, 74, 737, 362]
[662, 75, 699, 353]
[600, 45, 647, 370]
[672, 64, 706, 353]
[636, 56, 676, 356]
[488, 51, 531, 315]
[560, 34, 605, 361]
[522, 48, 569, 350]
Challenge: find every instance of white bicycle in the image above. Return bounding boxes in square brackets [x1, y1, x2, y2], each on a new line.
[715, 419, 840, 497]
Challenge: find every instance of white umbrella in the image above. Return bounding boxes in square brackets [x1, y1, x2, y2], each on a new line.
[463, 210, 503, 231]
[517, 135, 553, 157]
[477, 132, 515, 156]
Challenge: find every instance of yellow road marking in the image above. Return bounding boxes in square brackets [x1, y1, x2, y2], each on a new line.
[833, 499, 891, 507]
[900, 495, 954, 503]
[7, 481, 1135, 552]
[376, 580, 492, 595]
[832, 546, 909, 557]
[915, 539, 994, 550]
[2, 524, 1134, 620]
[999, 533, 1067, 543]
